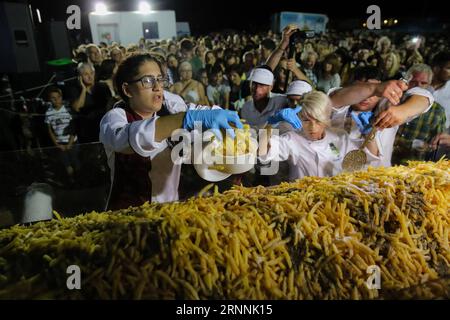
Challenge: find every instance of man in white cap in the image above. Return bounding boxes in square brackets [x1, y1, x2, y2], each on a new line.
[286, 80, 313, 107]
[240, 65, 288, 128]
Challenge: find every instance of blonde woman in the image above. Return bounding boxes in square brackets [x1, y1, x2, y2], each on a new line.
[383, 52, 401, 80]
[259, 91, 381, 180]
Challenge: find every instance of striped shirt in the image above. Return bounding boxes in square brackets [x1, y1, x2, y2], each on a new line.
[44, 105, 76, 144]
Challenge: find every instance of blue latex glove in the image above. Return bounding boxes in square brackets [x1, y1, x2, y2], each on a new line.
[267, 106, 302, 129]
[351, 111, 373, 135]
[183, 109, 243, 140]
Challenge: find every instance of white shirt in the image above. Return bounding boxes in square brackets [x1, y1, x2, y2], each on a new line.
[100, 91, 218, 206]
[44, 105, 76, 144]
[259, 128, 382, 181]
[329, 87, 434, 167]
[430, 80, 450, 129]
[240, 93, 288, 128]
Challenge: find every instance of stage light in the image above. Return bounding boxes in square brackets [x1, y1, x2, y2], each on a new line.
[139, 2, 151, 13]
[95, 3, 108, 15]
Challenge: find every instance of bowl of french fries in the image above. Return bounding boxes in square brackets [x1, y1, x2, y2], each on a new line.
[194, 124, 258, 181]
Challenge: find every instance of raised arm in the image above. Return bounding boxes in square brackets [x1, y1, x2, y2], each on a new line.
[266, 25, 298, 71]
[329, 80, 408, 109]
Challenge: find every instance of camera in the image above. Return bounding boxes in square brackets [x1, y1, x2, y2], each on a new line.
[289, 30, 315, 45]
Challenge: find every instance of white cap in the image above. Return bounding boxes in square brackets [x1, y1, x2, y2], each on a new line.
[286, 80, 313, 96]
[248, 68, 274, 85]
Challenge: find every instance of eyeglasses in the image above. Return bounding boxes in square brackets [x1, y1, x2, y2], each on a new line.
[127, 75, 169, 89]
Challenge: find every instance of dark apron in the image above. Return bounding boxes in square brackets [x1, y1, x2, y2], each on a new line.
[107, 105, 152, 211]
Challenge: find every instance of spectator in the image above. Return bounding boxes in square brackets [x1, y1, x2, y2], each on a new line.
[317, 54, 341, 93]
[110, 46, 124, 66]
[180, 39, 202, 77]
[97, 59, 120, 110]
[382, 52, 401, 80]
[68, 62, 106, 143]
[272, 59, 288, 94]
[44, 86, 79, 183]
[206, 65, 231, 108]
[168, 42, 178, 55]
[166, 53, 180, 84]
[376, 36, 391, 58]
[260, 38, 276, 65]
[226, 64, 251, 111]
[172, 61, 209, 105]
[430, 51, 450, 129]
[198, 68, 209, 88]
[393, 64, 447, 164]
[85, 44, 103, 69]
[195, 44, 207, 67]
[242, 51, 256, 79]
[204, 50, 216, 74]
[302, 52, 319, 87]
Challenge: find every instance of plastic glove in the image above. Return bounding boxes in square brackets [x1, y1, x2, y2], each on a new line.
[351, 111, 373, 135]
[183, 109, 243, 140]
[267, 106, 302, 129]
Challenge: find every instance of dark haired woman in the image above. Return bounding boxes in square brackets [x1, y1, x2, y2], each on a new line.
[100, 54, 242, 210]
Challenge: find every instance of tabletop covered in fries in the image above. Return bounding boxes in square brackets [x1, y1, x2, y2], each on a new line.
[0, 160, 449, 299]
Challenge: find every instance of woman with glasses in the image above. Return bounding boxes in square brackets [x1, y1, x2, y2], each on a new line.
[100, 54, 242, 210]
[172, 61, 210, 106]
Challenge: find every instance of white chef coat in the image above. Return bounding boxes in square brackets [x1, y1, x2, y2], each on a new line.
[100, 91, 219, 206]
[329, 87, 434, 167]
[240, 93, 288, 129]
[259, 128, 382, 181]
[429, 80, 450, 129]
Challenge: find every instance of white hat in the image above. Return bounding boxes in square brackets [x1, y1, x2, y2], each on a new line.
[286, 80, 313, 96]
[248, 68, 274, 85]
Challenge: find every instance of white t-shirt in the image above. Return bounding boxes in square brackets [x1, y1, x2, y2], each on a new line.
[259, 128, 382, 181]
[206, 84, 231, 107]
[430, 80, 450, 129]
[44, 105, 76, 144]
[240, 93, 288, 129]
[329, 87, 434, 167]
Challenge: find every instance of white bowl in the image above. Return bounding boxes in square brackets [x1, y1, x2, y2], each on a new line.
[193, 138, 257, 181]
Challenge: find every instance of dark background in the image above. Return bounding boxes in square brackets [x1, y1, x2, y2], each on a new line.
[23, 0, 448, 36]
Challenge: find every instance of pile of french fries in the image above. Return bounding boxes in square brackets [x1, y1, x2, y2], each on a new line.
[0, 160, 449, 299]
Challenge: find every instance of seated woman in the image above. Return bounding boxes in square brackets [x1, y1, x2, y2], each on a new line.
[172, 61, 209, 106]
[258, 91, 381, 180]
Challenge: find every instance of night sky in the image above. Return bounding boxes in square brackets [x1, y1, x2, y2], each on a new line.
[25, 0, 445, 35]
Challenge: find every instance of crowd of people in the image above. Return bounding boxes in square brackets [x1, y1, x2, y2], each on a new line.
[1, 25, 449, 209]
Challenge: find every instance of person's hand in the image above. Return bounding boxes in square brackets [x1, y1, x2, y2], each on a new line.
[351, 111, 373, 134]
[57, 144, 66, 151]
[66, 144, 73, 150]
[373, 106, 407, 129]
[286, 58, 299, 72]
[268, 106, 302, 129]
[183, 109, 243, 140]
[374, 80, 408, 105]
[431, 133, 450, 149]
[78, 76, 86, 91]
[280, 24, 299, 50]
